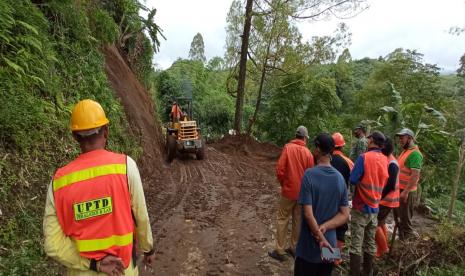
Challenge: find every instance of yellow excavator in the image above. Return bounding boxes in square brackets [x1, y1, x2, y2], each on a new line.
[166, 98, 205, 162]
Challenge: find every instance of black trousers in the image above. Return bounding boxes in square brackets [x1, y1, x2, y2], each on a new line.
[294, 257, 333, 276]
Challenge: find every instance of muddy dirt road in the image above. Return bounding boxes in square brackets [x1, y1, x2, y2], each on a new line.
[103, 45, 294, 275]
[142, 136, 295, 275]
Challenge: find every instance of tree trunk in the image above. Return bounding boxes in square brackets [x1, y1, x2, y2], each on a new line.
[448, 137, 465, 219]
[233, 0, 253, 133]
[246, 13, 278, 136]
[246, 44, 273, 135]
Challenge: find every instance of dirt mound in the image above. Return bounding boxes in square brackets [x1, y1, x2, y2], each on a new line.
[213, 134, 281, 160]
[103, 45, 165, 178]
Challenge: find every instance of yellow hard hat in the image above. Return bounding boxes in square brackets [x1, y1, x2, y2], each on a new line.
[70, 99, 109, 131]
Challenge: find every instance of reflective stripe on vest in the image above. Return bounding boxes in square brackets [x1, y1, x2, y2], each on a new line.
[397, 146, 421, 191]
[357, 150, 388, 208]
[53, 150, 134, 268]
[53, 164, 126, 191]
[76, 232, 133, 252]
[380, 156, 400, 208]
[333, 150, 354, 171]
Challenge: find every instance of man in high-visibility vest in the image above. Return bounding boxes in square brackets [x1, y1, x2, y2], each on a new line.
[375, 137, 400, 257]
[394, 128, 423, 240]
[43, 99, 155, 276]
[330, 132, 354, 265]
[349, 131, 388, 276]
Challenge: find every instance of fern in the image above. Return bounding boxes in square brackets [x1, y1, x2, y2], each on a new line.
[16, 20, 39, 35]
[3, 57, 25, 74]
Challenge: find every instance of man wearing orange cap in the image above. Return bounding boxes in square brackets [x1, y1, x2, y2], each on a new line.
[330, 132, 354, 265]
[43, 99, 155, 275]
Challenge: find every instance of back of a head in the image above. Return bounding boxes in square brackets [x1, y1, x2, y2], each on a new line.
[382, 137, 394, 156]
[367, 130, 386, 148]
[295, 125, 309, 139]
[314, 133, 335, 155]
[332, 132, 345, 148]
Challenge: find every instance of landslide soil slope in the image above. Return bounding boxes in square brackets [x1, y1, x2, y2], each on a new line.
[103, 46, 293, 275]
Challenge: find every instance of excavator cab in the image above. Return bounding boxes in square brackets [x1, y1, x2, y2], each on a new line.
[166, 98, 205, 162]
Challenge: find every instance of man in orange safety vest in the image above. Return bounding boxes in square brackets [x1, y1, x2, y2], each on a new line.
[394, 128, 423, 240]
[43, 99, 155, 276]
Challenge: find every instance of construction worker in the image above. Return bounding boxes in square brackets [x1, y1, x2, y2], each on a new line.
[350, 125, 368, 162]
[349, 131, 388, 276]
[43, 99, 155, 276]
[330, 132, 354, 265]
[331, 132, 354, 185]
[375, 137, 400, 257]
[394, 128, 423, 240]
[295, 133, 349, 276]
[170, 101, 182, 123]
[269, 126, 314, 261]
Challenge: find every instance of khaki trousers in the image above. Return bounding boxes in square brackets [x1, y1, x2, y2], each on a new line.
[275, 195, 301, 255]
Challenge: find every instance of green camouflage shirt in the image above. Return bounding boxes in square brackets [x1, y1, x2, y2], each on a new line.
[350, 137, 368, 161]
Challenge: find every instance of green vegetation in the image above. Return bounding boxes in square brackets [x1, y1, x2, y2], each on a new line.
[1, 0, 464, 274]
[153, 1, 465, 273]
[0, 0, 161, 274]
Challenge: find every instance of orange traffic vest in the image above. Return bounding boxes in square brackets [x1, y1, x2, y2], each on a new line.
[333, 150, 354, 171]
[357, 150, 389, 208]
[397, 146, 422, 191]
[379, 155, 400, 208]
[171, 104, 182, 119]
[53, 149, 134, 268]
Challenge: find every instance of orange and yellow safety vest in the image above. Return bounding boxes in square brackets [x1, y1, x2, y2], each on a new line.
[357, 150, 389, 208]
[397, 146, 422, 191]
[379, 154, 400, 208]
[53, 149, 134, 268]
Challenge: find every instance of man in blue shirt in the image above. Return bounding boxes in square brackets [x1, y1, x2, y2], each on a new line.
[295, 133, 350, 276]
[349, 131, 388, 276]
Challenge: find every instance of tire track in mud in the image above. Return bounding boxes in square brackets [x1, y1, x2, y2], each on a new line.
[143, 138, 292, 276]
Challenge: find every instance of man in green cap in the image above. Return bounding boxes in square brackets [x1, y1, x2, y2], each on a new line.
[350, 125, 368, 162]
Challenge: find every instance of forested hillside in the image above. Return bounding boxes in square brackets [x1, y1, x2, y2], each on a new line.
[1, 0, 465, 275]
[0, 0, 162, 274]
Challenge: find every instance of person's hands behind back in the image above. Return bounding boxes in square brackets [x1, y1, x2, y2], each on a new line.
[98, 255, 124, 276]
[143, 251, 155, 271]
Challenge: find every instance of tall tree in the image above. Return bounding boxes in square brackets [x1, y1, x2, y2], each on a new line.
[228, 0, 366, 134]
[188, 33, 206, 63]
[457, 53, 465, 96]
[233, 0, 253, 132]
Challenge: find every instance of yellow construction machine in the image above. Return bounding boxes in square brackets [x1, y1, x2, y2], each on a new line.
[166, 98, 205, 162]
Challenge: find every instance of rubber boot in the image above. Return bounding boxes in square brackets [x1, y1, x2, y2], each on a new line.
[375, 226, 388, 257]
[349, 253, 361, 276]
[382, 224, 390, 251]
[334, 240, 344, 266]
[362, 252, 374, 276]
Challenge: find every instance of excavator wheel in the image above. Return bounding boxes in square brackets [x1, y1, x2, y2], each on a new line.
[196, 139, 206, 160]
[166, 135, 177, 163]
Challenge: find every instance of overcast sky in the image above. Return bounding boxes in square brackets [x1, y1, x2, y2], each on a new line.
[147, 0, 465, 73]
